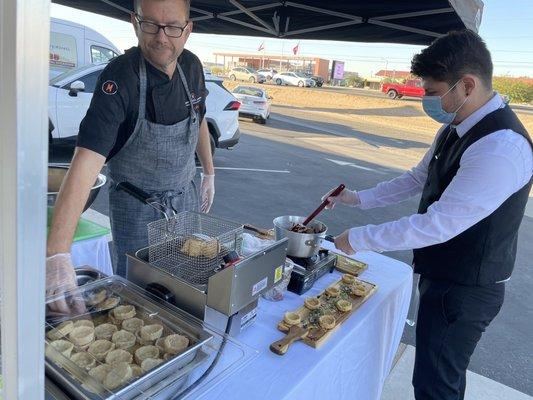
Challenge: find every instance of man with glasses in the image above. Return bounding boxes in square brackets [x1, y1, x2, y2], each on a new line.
[46, 0, 214, 312]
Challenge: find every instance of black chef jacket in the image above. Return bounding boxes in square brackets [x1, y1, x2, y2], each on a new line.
[77, 46, 207, 161]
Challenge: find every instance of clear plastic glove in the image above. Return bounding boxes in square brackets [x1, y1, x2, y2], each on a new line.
[321, 186, 360, 209]
[333, 230, 356, 255]
[200, 173, 215, 213]
[46, 253, 86, 316]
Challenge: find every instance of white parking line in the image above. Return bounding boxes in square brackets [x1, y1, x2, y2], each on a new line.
[197, 167, 290, 173]
[326, 158, 387, 174]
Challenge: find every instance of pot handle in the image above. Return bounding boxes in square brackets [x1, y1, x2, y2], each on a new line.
[304, 239, 322, 247]
[324, 235, 335, 243]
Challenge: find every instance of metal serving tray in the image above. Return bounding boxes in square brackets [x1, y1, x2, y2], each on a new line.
[44, 276, 213, 400]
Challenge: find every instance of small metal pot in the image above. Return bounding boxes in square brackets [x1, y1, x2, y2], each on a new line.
[273, 215, 327, 258]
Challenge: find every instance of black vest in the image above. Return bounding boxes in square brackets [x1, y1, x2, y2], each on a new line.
[413, 105, 532, 286]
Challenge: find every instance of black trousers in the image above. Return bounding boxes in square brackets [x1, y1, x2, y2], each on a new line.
[412, 277, 505, 400]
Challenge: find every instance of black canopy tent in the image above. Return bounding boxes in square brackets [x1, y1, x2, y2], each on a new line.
[53, 0, 483, 45]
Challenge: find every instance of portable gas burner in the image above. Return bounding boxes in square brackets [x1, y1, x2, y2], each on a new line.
[287, 249, 337, 295]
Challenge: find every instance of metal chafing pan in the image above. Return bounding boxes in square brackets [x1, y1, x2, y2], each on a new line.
[45, 275, 213, 400]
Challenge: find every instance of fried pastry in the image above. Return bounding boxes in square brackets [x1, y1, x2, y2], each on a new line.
[341, 274, 356, 285]
[47, 321, 74, 341]
[134, 345, 160, 364]
[351, 283, 367, 297]
[304, 297, 321, 310]
[325, 287, 340, 297]
[105, 349, 133, 365]
[112, 305, 136, 321]
[140, 358, 163, 372]
[94, 323, 118, 341]
[180, 237, 220, 259]
[121, 317, 144, 333]
[163, 334, 189, 355]
[69, 326, 95, 347]
[140, 324, 164, 341]
[130, 364, 143, 378]
[319, 315, 336, 330]
[97, 296, 120, 311]
[88, 340, 115, 361]
[71, 352, 97, 370]
[46, 340, 74, 359]
[85, 289, 107, 306]
[88, 364, 112, 383]
[336, 299, 352, 313]
[112, 330, 136, 350]
[103, 362, 132, 390]
[73, 319, 95, 329]
[283, 312, 301, 326]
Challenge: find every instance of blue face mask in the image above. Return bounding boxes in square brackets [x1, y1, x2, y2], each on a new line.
[422, 80, 468, 124]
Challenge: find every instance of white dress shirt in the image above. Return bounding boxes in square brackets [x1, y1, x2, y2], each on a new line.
[349, 93, 533, 253]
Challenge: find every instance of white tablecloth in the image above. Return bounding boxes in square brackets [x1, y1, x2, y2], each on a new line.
[71, 235, 113, 277]
[196, 243, 413, 400]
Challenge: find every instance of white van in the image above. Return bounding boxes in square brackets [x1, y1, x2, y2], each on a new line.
[49, 18, 121, 79]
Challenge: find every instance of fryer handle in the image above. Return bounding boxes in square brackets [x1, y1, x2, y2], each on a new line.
[324, 234, 335, 243]
[116, 181, 151, 204]
[145, 282, 176, 306]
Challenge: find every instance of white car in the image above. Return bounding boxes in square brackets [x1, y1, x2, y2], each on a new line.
[272, 72, 315, 87]
[48, 63, 240, 155]
[232, 85, 272, 124]
[256, 68, 277, 81]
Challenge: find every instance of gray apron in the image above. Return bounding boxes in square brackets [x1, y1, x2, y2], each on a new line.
[108, 55, 200, 276]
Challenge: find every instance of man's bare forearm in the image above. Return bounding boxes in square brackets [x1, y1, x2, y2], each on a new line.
[47, 147, 106, 256]
[196, 119, 215, 175]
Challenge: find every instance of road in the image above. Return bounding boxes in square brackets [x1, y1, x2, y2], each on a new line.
[50, 105, 533, 396]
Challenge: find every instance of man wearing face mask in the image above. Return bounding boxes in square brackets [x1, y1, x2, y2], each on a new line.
[322, 30, 532, 399]
[46, 0, 215, 312]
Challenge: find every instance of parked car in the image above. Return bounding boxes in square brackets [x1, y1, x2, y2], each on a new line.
[231, 85, 272, 124]
[49, 18, 121, 79]
[48, 63, 241, 155]
[381, 79, 425, 99]
[228, 67, 266, 83]
[304, 72, 324, 87]
[272, 72, 315, 87]
[257, 68, 278, 81]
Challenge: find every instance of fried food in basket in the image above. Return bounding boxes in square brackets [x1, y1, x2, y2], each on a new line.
[180, 236, 220, 259]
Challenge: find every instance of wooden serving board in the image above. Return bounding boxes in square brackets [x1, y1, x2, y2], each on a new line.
[277, 277, 377, 349]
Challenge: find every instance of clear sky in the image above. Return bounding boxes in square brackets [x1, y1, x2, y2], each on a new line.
[51, 0, 533, 77]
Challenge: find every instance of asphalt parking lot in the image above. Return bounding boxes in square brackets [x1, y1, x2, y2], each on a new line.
[50, 105, 533, 396]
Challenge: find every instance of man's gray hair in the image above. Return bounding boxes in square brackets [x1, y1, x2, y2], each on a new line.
[134, 0, 191, 19]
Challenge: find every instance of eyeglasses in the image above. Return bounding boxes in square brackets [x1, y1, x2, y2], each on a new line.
[135, 14, 189, 38]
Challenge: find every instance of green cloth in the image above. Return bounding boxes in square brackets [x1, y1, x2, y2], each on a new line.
[47, 207, 110, 242]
